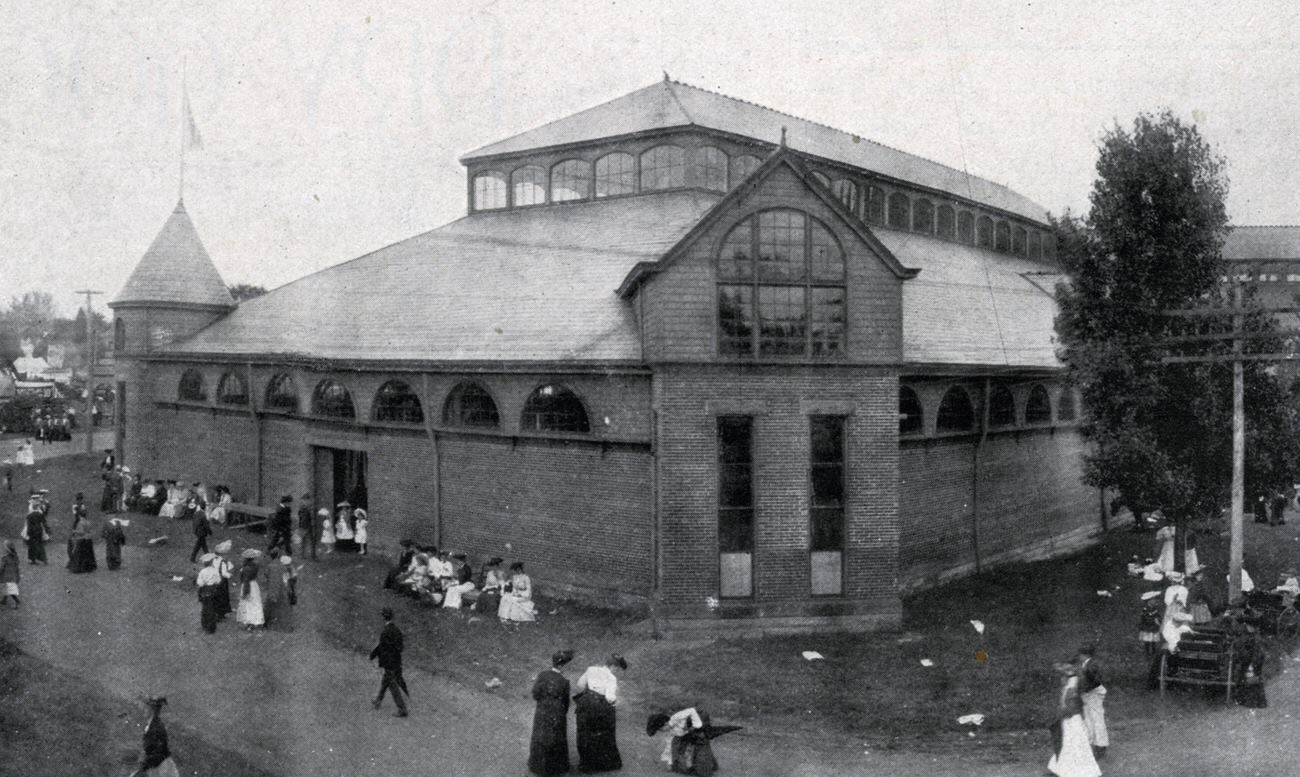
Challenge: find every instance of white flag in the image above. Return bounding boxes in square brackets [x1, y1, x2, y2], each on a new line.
[183, 92, 203, 150]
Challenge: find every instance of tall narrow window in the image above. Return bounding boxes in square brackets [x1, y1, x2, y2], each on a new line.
[957, 211, 975, 244]
[977, 216, 994, 248]
[549, 159, 591, 202]
[473, 171, 507, 210]
[718, 416, 754, 598]
[888, 192, 910, 228]
[113, 318, 126, 351]
[899, 386, 923, 435]
[912, 198, 935, 233]
[640, 145, 685, 190]
[810, 415, 845, 596]
[594, 152, 636, 197]
[511, 166, 547, 206]
[694, 146, 728, 192]
[730, 154, 761, 187]
[832, 179, 859, 217]
[936, 205, 956, 239]
[1025, 384, 1052, 424]
[865, 185, 885, 225]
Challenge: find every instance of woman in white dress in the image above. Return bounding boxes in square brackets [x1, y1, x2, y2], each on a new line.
[235, 551, 265, 630]
[158, 482, 186, 519]
[1154, 523, 1176, 573]
[498, 561, 537, 622]
[207, 486, 232, 525]
[1048, 661, 1101, 777]
[1160, 571, 1194, 652]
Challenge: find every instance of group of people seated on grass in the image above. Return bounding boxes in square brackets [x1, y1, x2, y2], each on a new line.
[382, 540, 536, 622]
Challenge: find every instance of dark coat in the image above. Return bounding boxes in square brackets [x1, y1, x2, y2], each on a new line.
[1079, 658, 1103, 693]
[528, 669, 571, 775]
[370, 621, 404, 671]
[0, 552, 19, 584]
[140, 715, 170, 769]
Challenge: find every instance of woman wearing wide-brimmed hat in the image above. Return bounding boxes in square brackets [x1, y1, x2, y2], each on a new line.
[235, 549, 265, 630]
[129, 696, 179, 777]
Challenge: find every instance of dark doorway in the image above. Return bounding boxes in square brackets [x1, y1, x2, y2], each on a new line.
[313, 446, 368, 511]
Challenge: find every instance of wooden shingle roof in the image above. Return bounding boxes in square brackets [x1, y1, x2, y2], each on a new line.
[111, 200, 234, 309]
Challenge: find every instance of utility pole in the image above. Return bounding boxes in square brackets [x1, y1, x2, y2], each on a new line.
[74, 290, 102, 454]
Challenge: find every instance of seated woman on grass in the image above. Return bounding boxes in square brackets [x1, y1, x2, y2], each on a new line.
[498, 561, 537, 622]
[468, 557, 505, 613]
[441, 553, 476, 609]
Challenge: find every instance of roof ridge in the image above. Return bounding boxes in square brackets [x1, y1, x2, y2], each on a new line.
[663, 79, 696, 125]
[667, 78, 1019, 200]
[1231, 224, 1300, 229]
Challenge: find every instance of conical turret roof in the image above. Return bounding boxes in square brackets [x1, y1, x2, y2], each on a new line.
[112, 199, 234, 308]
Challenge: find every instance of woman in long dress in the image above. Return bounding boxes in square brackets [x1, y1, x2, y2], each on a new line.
[1154, 523, 1176, 573]
[499, 562, 537, 622]
[235, 552, 265, 630]
[647, 707, 720, 776]
[574, 654, 627, 773]
[529, 650, 574, 776]
[101, 518, 127, 570]
[1048, 661, 1101, 777]
[15, 440, 34, 466]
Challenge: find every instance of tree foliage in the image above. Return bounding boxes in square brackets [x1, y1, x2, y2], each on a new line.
[1055, 111, 1300, 525]
[227, 283, 268, 303]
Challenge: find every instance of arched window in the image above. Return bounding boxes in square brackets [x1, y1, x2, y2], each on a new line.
[899, 386, 923, 435]
[810, 171, 831, 189]
[958, 211, 975, 244]
[832, 179, 859, 216]
[995, 220, 1011, 252]
[717, 209, 846, 357]
[549, 159, 591, 202]
[865, 185, 885, 225]
[1057, 388, 1077, 422]
[1028, 231, 1042, 260]
[936, 386, 975, 433]
[1013, 226, 1028, 256]
[265, 374, 299, 412]
[912, 198, 935, 233]
[936, 205, 956, 239]
[216, 372, 248, 405]
[640, 145, 686, 191]
[473, 171, 507, 210]
[1026, 384, 1052, 424]
[178, 369, 207, 402]
[442, 381, 500, 428]
[888, 192, 910, 228]
[511, 165, 547, 206]
[312, 380, 355, 420]
[988, 385, 1016, 427]
[372, 380, 424, 424]
[976, 216, 994, 248]
[521, 384, 590, 433]
[113, 318, 125, 351]
[594, 152, 636, 197]
[694, 146, 728, 192]
[730, 154, 761, 187]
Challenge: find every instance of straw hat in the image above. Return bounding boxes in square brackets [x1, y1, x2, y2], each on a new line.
[240, 548, 262, 560]
[214, 539, 233, 554]
[1166, 571, 1185, 583]
[279, 555, 292, 566]
[199, 552, 216, 563]
[1141, 590, 1162, 601]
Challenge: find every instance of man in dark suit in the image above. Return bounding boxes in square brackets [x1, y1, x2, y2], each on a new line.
[296, 493, 318, 561]
[267, 495, 294, 556]
[369, 607, 409, 717]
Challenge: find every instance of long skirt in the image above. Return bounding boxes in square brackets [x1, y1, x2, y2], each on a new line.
[442, 582, 475, 609]
[1048, 714, 1101, 777]
[1080, 687, 1108, 748]
[575, 692, 621, 772]
[499, 593, 537, 622]
[25, 539, 46, 564]
[67, 538, 97, 573]
[105, 542, 123, 570]
[215, 581, 232, 619]
[474, 589, 502, 614]
[529, 698, 570, 775]
[199, 588, 220, 633]
[236, 582, 265, 626]
[142, 757, 180, 777]
[101, 485, 116, 512]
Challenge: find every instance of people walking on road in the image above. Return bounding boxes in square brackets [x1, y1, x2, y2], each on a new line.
[196, 553, 222, 634]
[369, 607, 410, 717]
[66, 494, 96, 573]
[22, 495, 49, 564]
[1047, 661, 1101, 777]
[575, 654, 628, 773]
[102, 517, 127, 570]
[236, 550, 265, 631]
[1, 541, 20, 608]
[529, 649, 574, 776]
[189, 509, 212, 563]
[296, 493, 318, 560]
[129, 696, 179, 777]
[1075, 646, 1108, 760]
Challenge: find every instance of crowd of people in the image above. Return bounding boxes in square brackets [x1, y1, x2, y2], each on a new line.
[381, 540, 538, 623]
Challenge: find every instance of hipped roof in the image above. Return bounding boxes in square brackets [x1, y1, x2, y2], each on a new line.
[112, 200, 234, 309]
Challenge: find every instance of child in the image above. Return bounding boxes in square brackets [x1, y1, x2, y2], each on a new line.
[320, 509, 335, 554]
[354, 508, 369, 555]
[280, 555, 299, 606]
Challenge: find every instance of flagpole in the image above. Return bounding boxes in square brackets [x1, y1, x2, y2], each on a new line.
[179, 56, 186, 202]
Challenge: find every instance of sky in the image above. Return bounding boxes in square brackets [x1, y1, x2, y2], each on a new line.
[1, 0, 1297, 316]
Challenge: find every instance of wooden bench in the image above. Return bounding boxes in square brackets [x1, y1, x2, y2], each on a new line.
[1159, 626, 1235, 702]
[225, 502, 274, 532]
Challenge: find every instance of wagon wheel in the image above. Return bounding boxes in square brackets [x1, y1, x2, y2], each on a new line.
[1277, 607, 1300, 640]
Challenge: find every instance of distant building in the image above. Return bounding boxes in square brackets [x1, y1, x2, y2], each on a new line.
[111, 79, 1096, 632]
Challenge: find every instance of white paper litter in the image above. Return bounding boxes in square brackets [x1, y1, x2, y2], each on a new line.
[957, 714, 985, 726]
[147, 536, 168, 545]
[170, 576, 184, 582]
[1096, 590, 1113, 597]
[920, 658, 935, 667]
[484, 677, 502, 689]
[970, 619, 985, 635]
[801, 651, 824, 661]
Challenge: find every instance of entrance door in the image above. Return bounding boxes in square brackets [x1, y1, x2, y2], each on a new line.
[312, 447, 368, 512]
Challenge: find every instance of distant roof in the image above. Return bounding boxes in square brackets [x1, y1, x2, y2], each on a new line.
[165, 191, 722, 362]
[876, 230, 1062, 369]
[112, 200, 234, 309]
[463, 78, 1048, 224]
[1222, 226, 1300, 261]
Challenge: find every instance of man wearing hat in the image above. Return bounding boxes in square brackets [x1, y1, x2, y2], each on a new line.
[369, 607, 409, 717]
[267, 495, 294, 556]
[189, 503, 213, 564]
[196, 554, 223, 634]
[130, 697, 178, 777]
[296, 492, 318, 561]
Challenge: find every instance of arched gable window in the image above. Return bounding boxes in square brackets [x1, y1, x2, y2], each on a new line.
[265, 374, 299, 412]
[312, 380, 355, 420]
[1013, 226, 1028, 256]
[716, 209, 846, 357]
[178, 369, 207, 402]
[1057, 388, 1077, 422]
[730, 154, 761, 187]
[912, 199, 935, 233]
[988, 385, 1016, 427]
[442, 381, 500, 428]
[549, 159, 591, 202]
[1029, 231, 1043, 260]
[865, 185, 885, 225]
[936, 205, 956, 239]
[1026, 385, 1053, 424]
[888, 192, 910, 228]
[640, 145, 685, 191]
[958, 211, 975, 244]
[473, 171, 507, 210]
[521, 384, 590, 433]
[936, 386, 975, 433]
[113, 318, 125, 351]
[216, 372, 248, 405]
[810, 171, 830, 189]
[832, 179, 859, 216]
[995, 220, 1011, 252]
[511, 165, 547, 206]
[372, 380, 424, 424]
[899, 386, 923, 435]
[694, 146, 728, 192]
[976, 216, 994, 248]
[594, 152, 636, 197]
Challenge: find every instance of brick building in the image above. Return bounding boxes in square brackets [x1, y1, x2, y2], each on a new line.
[110, 78, 1096, 632]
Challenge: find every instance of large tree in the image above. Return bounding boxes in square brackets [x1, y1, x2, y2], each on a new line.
[227, 283, 267, 303]
[1055, 111, 1300, 548]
